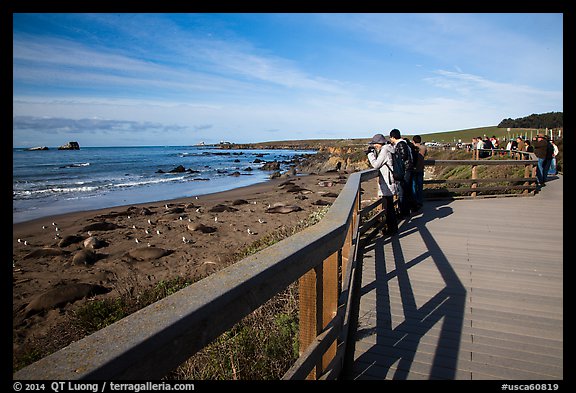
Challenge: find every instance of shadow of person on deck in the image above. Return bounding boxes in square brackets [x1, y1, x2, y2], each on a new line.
[347, 200, 467, 380]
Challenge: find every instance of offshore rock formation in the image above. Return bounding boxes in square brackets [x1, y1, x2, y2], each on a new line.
[58, 141, 80, 150]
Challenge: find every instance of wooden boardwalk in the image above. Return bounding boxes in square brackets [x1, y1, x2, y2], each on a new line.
[343, 175, 563, 380]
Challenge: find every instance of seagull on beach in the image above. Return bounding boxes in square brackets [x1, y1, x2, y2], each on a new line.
[135, 238, 140, 244]
[258, 218, 266, 224]
[247, 228, 257, 235]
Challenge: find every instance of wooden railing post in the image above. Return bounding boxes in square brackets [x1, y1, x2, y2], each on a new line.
[471, 164, 478, 197]
[341, 191, 359, 281]
[531, 163, 537, 193]
[524, 164, 531, 194]
[298, 251, 339, 380]
[321, 251, 339, 373]
[299, 265, 322, 379]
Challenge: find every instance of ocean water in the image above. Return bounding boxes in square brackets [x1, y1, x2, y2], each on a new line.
[13, 146, 315, 224]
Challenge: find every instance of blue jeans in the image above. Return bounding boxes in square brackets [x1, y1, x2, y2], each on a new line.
[412, 171, 424, 206]
[537, 158, 552, 184]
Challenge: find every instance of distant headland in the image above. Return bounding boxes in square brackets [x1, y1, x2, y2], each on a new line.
[25, 141, 80, 151]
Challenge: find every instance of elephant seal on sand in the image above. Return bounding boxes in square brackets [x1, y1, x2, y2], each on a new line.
[83, 236, 107, 249]
[58, 234, 83, 248]
[72, 249, 99, 265]
[187, 223, 217, 233]
[126, 247, 172, 261]
[83, 222, 120, 231]
[22, 283, 110, 318]
[23, 248, 70, 259]
[265, 204, 303, 214]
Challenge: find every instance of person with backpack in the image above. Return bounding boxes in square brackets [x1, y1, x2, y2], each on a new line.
[389, 128, 414, 218]
[366, 133, 398, 235]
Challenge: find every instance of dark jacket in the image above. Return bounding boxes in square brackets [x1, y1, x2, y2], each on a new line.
[395, 140, 414, 172]
[533, 139, 553, 160]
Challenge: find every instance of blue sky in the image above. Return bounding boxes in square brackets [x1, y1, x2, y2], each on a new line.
[13, 13, 563, 147]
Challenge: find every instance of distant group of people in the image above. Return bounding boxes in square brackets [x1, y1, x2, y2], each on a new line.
[474, 134, 559, 185]
[472, 136, 498, 158]
[365, 129, 427, 236]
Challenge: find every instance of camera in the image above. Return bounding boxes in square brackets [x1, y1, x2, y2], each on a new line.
[365, 146, 376, 155]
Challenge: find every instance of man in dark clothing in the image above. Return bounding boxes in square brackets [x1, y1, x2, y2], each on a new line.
[533, 133, 553, 186]
[389, 128, 414, 217]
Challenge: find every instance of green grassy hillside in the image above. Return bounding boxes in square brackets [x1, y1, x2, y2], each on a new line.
[417, 126, 543, 144]
[228, 126, 553, 150]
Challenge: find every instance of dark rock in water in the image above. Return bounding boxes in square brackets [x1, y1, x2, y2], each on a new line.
[260, 161, 280, 171]
[58, 141, 80, 150]
[169, 165, 186, 173]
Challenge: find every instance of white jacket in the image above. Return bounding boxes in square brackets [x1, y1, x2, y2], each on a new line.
[367, 144, 398, 197]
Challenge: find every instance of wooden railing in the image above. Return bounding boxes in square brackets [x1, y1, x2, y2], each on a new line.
[13, 152, 540, 381]
[424, 150, 539, 199]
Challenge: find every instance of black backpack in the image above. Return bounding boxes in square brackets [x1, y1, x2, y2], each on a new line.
[406, 140, 420, 169]
[386, 147, 406, 181]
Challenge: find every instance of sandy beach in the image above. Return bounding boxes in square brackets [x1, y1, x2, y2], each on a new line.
[13, 169, 375, 369]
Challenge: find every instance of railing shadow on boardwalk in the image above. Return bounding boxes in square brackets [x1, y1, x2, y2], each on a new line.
[346, 201, 467, 380]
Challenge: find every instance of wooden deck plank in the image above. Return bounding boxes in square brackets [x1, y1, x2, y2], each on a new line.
[342, 175, 563, 380]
